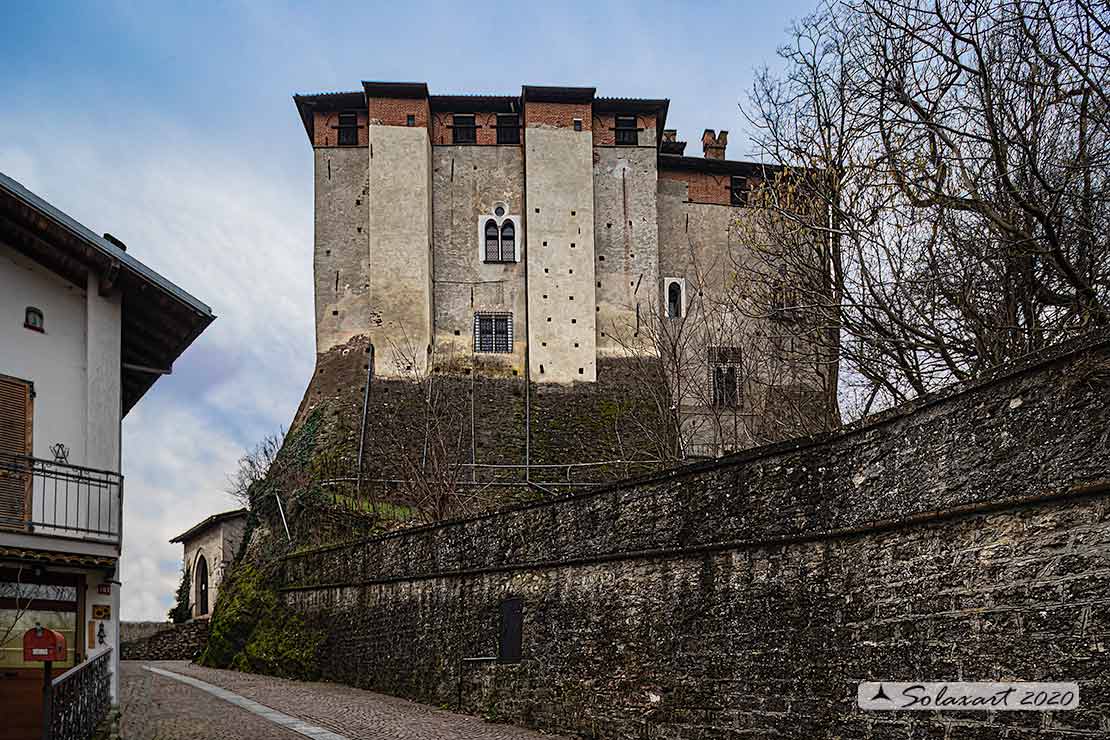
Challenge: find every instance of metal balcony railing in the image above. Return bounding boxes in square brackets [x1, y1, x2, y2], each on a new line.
[45, 647, 113, 740]
[0, 453, 123, 544]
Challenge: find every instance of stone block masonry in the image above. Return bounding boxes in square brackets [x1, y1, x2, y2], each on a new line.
[280, 331, 1110, 738]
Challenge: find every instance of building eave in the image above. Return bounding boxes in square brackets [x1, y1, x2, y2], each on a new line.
[170, 508, 249, 544]
[0, 171, 216, 416]
[657, 154, 783, 178]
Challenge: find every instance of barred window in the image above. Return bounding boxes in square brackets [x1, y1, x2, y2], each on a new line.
[615, 115, 637, 146]
[500, 221, 515, 262]
[484, 220, 500, 262]
[730, 176, 749, 206]
[337, 112, 359, 146]
[453, 114, 477, 144]
[475, 313, 512, 353]
[496, 114, 519, 145]
[708, 346, 742, 408]
[770, 281, 800, 320]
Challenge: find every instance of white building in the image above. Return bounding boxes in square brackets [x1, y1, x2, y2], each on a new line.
[170, 508, 247, 620]
[0, 171, 214, 739]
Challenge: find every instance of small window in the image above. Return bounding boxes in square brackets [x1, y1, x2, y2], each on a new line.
[24, 307, 44, 332]
[337, 112, 359, 146]
[500, 221, 516, 262]
[667, 282, 683, 319]
[453, 114, 477, 144]
[770, 282, 800, 321]
[615, 115, 637, 145]
[496, 114, 519, 144]
[730, 176, 749, 206]
[484, 220, 500, 262]
[498, 597, 523, 663]
[708, 346, 742, 408]
[406, 114, 415, 127]
[573, 118, 583, 132]
[475, 312, 512, 353]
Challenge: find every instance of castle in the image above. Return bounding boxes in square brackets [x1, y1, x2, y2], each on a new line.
[294, 82, 830, 457]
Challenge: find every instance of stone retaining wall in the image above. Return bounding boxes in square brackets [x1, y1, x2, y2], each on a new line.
[281, 332, 1110, 738]
[120, 620, 209, 662]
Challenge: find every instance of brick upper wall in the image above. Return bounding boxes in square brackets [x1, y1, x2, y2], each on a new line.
[367, 97, 429, 128]
[592, 112, 656, 146]
[430, 111, 519, 146]
[523, 101, 592, 130]
[658, 168, 732, 205]
[312, 110, 369, 148]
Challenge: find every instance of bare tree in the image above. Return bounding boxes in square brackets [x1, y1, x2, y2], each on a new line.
[745, 0, 1110, 418]
[0, 566, 39, 652]
[226, 431, 284, 507]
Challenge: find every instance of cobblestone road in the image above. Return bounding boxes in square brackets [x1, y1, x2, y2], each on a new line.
[120, 661, 569, 740]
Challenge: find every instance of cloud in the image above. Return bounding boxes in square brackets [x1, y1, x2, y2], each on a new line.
[0, 114, 314, 620]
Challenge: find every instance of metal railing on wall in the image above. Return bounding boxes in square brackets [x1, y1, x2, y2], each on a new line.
[44, 648, 112, 740]
[0, 453, 123, 543]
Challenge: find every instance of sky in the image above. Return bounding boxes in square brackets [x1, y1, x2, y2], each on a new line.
[1, 0, 817, 620]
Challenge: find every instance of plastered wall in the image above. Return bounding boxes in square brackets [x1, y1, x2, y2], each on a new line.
[313, 147, 370, 354]
[592, 136, 659, 356]
[366, 124, 434, 377]
[523, 125, 597, 383]
[431, 145, 526, 375]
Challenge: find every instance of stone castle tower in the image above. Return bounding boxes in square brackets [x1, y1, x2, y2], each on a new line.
[294, 81, 828, 455]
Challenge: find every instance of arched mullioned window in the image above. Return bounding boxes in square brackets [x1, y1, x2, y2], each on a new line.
[500, 221, 515, 262]
[484, 220, 500, 262]
[667, 282, 682, 318]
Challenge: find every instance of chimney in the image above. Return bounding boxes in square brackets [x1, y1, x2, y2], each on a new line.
[102, 233, 127, 252]
[661, 129, 687, 155]
[702, 129, 728, 159]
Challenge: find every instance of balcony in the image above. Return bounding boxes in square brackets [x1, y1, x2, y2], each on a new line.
[0, 453, 122, 549]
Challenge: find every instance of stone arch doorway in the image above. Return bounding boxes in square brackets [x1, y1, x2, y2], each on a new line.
[195, 553, 209, 616]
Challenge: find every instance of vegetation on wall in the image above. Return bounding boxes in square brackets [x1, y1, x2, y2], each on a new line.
[168, 565, 191, 624]
[198, 562, 323, 680]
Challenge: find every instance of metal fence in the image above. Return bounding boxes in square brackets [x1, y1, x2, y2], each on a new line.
[0, 453, 122, 543]
[45, 648, 113, 740]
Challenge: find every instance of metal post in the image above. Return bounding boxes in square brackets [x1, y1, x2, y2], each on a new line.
[42, 660, 52, 740]
[356, 345, 374, 498]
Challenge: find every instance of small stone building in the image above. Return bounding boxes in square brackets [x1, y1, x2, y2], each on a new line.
[170, 509, 247, 619]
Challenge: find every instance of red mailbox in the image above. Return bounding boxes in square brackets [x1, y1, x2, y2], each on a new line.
[23, 626, 66, 662]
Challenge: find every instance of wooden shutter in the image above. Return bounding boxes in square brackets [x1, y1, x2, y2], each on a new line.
[0, 374, 32, 528]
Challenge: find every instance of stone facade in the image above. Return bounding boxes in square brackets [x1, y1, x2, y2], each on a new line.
[279, 331, 1110, 739]
[171, 510, 248, 619]
[294, 83, 825, 453]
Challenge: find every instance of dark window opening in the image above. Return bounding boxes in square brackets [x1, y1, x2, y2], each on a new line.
[666, 282, 682, 319]
[500, 221, 516, 262]
[475, 313, 512, 353]
[24, 306, 44, 332]
[573, 118, 583, 132]
[337, 112, 359, 146]
[730, 176, 750, 206]
[196, 554, 209, 616]
[484, 220, 500, 262]
[709, 346, 742, 408]
[615, 115, 637, 146]
[453, 114, 477, 144]
[498, 597, 523, 663]
[406, 114, 416, 127]
[496, 114, 520, 144]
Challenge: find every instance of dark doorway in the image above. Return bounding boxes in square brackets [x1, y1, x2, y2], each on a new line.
[195, 555, 209, 616]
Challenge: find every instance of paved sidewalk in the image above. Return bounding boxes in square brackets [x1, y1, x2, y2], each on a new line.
[121, 661, 569, 740]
